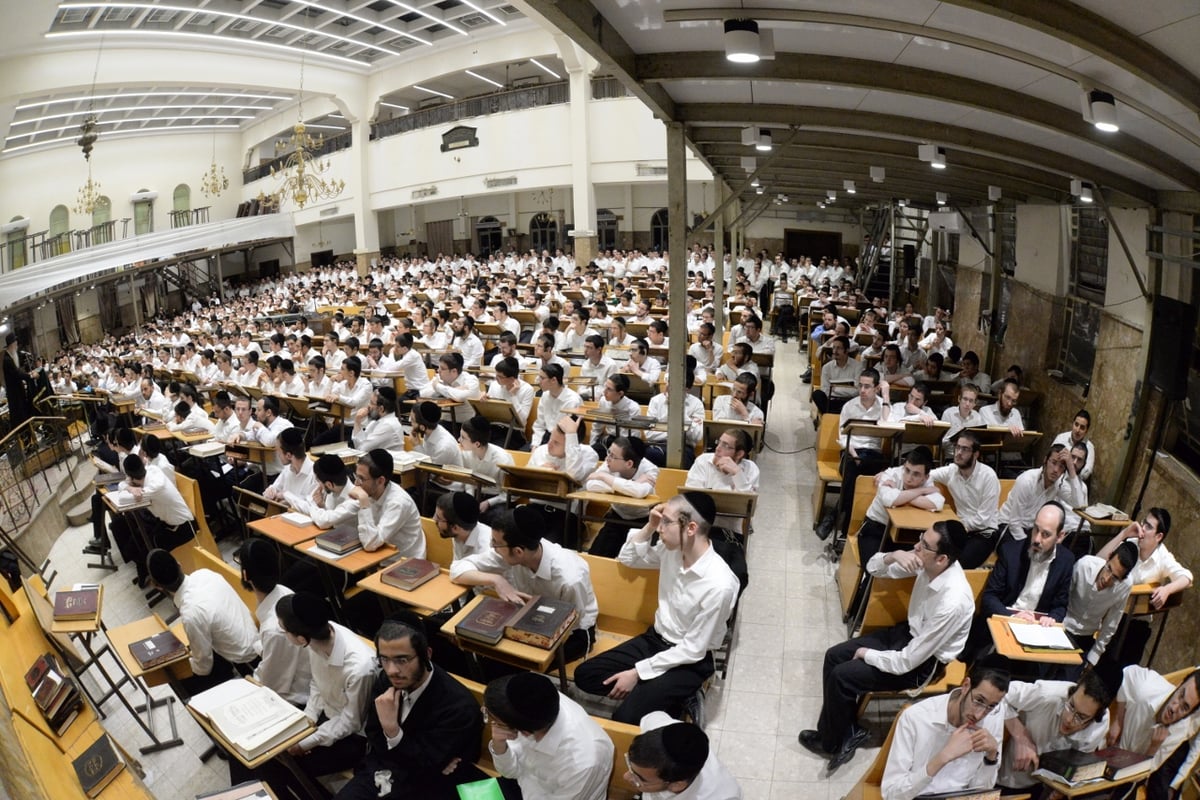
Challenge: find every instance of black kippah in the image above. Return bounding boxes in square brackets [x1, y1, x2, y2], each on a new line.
[660, 722, 709, 771]
[680, 490, 716, 528]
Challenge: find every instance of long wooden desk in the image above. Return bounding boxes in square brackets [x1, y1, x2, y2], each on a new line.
[885, 506, 959, 547]
[440, 595, 573, 691]
[248, 514, 325, 547]
[986, 616, 1082, 666]
[356, 565, 470, 616]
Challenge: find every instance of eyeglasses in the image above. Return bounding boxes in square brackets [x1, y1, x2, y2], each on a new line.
[490, 542, 512, 550]
[377, 654, 417, 668]
[624, 753, 666, 790]
[964, 691, 1002, 715]
[1062, 697, 1095, 725]
[913, 537, 938, 554]
[954, 444, 976, 453]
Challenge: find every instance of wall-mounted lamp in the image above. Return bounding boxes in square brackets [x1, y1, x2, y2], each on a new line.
[843, 180, 856, 194]
[870, 166, 885, 183]
[1082, 89, 1119, 132]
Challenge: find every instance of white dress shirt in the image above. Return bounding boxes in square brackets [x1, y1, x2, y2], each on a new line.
[685, 453, 760, 493]
[646, 393, 704, 446]
[253, 584, 313, 705]
[711, 395, 765, 425]
[530, 386, 583, 444]
[289, 481, 358, 530]
[1063, 555, 1133, 665]
[353, 412, 406, 453]
[449, 539, 598, 632]
[864, 554, 975, 673]
[838, 395, 887, 454]
[299, 622, 377, 751]
[997, 467, 1086, 537]
[1115, 666, 1200, 780]
[1052, 431, 1095, 481]
[113, 464, 193, 527]
[412, 424, 463, 468]
[998, 680, 1107, 788]
[357, 481, 423, 555]
[175, 568, 258, 676]
[864, 466, 945, 526]
[1126, 539, 1194, 587]
[528, 434, 599, 485]
[881, 691, 1004, 800]
[980, 402, 1023, 430]
[940, 406, 984, 448]
[268, 458, 318, 501]
[586, 458, 659, 520]
[332, 377, 374, 420]
[486, 379, 535, 427]
[491, 692, 613, 800]
[930, 463, 1001, 533]
[617, 539, 740, 680]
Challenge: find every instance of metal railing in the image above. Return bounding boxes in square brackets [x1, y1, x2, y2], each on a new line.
[242, 130, 354, 184]
[370, 81, 569, 142]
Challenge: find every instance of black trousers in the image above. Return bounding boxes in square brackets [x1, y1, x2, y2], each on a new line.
[816, 621, 939, 752]
[234, 731, 368, 800]
[857, 519, 889, 568]
[958, 529, 999, 570]
[837, 449, 888, 533]
[334, 761, 490, 800]
[587, 509, 649, 558]
[574, 626, 714, 724]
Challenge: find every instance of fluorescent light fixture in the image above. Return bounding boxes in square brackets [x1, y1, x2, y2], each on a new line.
[749, 177, 760, 187]
[466, 69, 504, 89]
[529, 58, 561, 80]
[3, 124, 239, 153]
[988, 185, 1002, 202]
[380, 102, 410, 111]
[44, 28, 372, 67]
[1088, 89, 1119, 132]
[724, 18, 760, 63]
[898, 199, 906, 207]
[740, 156, 757, 171]
[931, 149, 946, 169]
[817, 201, 825, 209]
[936, 192, 947, 205]
[755, 186, 764, 194]
[844, 180, 856, 194]
[414, 84, 454, 100]
[16, 91, 288, 111]
[827, 190, 837, 201]
[461, 0, 505, 25]
[390, 1, 467, 35]
[870, 166, 885, 183]
[12, 104, 272, 126]
[1072, 179, 1094, 202]
[1080, 186, 1094, 202]
[756, 129, 772, 152]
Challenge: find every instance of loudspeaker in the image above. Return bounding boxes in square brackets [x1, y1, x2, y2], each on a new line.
[1148, 295, 1196, 401]
[902, 244, 916, 279]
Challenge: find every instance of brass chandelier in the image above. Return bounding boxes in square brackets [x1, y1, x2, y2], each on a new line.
[259, 54, 344, 210]
[200, 134, 229, 198]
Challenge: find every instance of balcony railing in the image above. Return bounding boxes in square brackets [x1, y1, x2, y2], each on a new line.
[371, 81, 570, 142]
[242, 130, 354, 185]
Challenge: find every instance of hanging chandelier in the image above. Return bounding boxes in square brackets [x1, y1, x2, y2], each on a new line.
[74, 163, 102, 215]
[200, 135, 229, 198]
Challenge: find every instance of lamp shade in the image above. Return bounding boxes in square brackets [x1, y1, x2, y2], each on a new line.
[724, 19, 760, 63]
[1089, 90, 1118, 132]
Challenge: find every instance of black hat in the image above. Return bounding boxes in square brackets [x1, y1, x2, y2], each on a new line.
[314, 453, 346, 482]
[286, 591, 331, 632]
[147, 548, 181, 587]
[680, 491, 717, 528]
[239, 539, 278, 585]
[512, 504, 547, 533]
[492, 672, 559, 732]
[451, 491, 479, 527]
[660, 722, 709, 773]
[279, 426, 304, 448]
[416, 401, 441, 427]
[4, 333, 15, 346]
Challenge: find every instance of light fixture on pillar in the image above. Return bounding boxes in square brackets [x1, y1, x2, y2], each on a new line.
[724, 19, 760, 63]
[988, 185, 1002, 202]
[1071, 178, 1094, 203]
[1083, 89, 1119, 132]
[936, 192, 947, 205]
[843, 180, 856, 194]
[826, 190, 837, 202]
[870, 166, 885, 183]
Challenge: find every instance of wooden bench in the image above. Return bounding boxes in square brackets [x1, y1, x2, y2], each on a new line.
[836, 475, 879, 619]
[452, 673, 640, 800]
[814, 413, 843, 519]
[568, 553, 660, 681]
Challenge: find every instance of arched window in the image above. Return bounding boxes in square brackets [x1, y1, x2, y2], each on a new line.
[476, 215, 502, 258]
[173, 184, 191, 212]
[597, 208, 617, 251]
[49, 205, 70, 255]
[650, 208, 669, 253]
[6, 216, 27, 270]
[530, 212, 557, 254]
[133, 188, 154, 236]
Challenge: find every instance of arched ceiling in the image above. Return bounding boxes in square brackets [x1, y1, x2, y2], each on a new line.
[514, 0, 1200, 211]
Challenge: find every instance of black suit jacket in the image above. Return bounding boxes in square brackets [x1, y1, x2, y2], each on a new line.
[981, 535, 1075, 621]
[358, 664, 483, 794]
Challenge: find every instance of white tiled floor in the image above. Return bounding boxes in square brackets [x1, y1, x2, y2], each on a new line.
[42, 337, 886, 799]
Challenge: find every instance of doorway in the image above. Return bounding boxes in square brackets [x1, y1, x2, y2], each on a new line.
[784, 229, 841, 262]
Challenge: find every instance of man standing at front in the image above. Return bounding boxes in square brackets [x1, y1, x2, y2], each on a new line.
[799, 521, 975, 771]
[575, 493, 740, 724]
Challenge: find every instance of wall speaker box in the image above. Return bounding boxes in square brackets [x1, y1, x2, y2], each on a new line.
[1148, 295, 1196, 401]
[928, 210, 961, 232]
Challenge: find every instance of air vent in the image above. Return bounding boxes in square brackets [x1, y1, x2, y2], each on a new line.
[499, 5, 520, 16]
[102, 7, 134, 22]
[56, 7, 93, 24]
[265, 25, 288, 37]
[186, 12, 217, 26]
[636, 164, 668, 177]
[460, 13, 490, 28]
[146, 9, 177, 23]
[391, 36, 420, 49]
[230, 18, 260, 32]
[329, 40, 351, 51]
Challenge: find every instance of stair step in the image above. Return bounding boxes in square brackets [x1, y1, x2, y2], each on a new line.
[66, 498, 93, 527]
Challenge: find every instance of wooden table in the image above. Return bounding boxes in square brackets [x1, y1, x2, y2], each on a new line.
[1066, 508, 1130, 552]
[248, 514, 324, 547]
[440, 595, 573, 690]
[986, 616, 1082, 665]
[105, 615, 192, 752]
[356, 565, 470, 616]
[885, 506, 959, 547]
[185, 684, 317, 780]
[1034, 768, 1150, 797]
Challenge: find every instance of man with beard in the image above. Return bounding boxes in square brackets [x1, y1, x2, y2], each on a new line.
[966, 502, 1075, 663]
[350, 386, 405, 453]
[1107, 666, 1200, 800]
[334, 615, 487, 800]
[880, 663, 1010, 800]
[929, 430, 1001, 569]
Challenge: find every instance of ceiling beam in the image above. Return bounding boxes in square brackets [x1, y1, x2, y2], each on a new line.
[637, 52, 1200, 190]
[514, 0, 677, 122]
[677, 103, 1157, 204]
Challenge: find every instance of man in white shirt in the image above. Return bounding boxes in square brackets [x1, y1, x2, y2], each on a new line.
[288, 453, 359, 530]
[575, 493, 740, 724]
[420, 352, 482, 425]
[817, 368, 890, 542]
[579, 335, 617, 401]
[622, 338, 663, 383]
[799, 520, 975, 772]
[450, 505, 598, 661]
[711, 372, 765, 425]
[112, 455, 197, 587]
[930, 430, 1002, 569]
[351, 386, 406, 453]
[1062, 542, 1136, 674]
[1051, 409, 1096, 481]
[409, 401, 463, 469]
[688, 322, 724, 374]
[997, 445, 1087, 539]
[239, 539, 311, 706]
[980, 379, 1025, 435]
[684, 428, 760, 533]
[145, 548, 257, 697]
[812, 337, 863, 416]
[484, 672, 614, 800]
[349, 449, 424, 556]
[624, 712, 741, 799]
[878, 663, 1009, 800]
[483, 357, 534, 449]
[269, 591, 376, 795]
[999, 674, 1111, 790]
[855, 446, 944, 567]
[391, 333, 429, 394]
[585, 436, 660, 558]
[1107, 665, 1200, 800]
[940, 383, 983, 449]
[263, 426, 318, 505]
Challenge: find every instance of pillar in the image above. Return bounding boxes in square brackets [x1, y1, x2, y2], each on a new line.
[349, 118, 380, 276]
[666, 122, 688, 468]
[564, 47, 598, 268]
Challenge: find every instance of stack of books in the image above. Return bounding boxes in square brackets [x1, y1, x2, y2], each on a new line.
[455, 595, 578, 649]
[24, 653, 84, 736]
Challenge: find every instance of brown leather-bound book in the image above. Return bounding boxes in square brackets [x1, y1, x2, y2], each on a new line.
[33, 669, 66, 710]
[455, 597, 525, 645]
[53, 587, 100, 620]
[24, 653, 55, 691]
[504, 597, 578, 649]
[128, 629, 188, 670]
[313, 524, 362, 555]
[380, 558, 439, 591]
[72, 734, 125, 797]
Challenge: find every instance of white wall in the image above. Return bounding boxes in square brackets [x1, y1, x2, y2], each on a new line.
[1015, 204, 1064, 294]
[1103, 205, 1150, 329]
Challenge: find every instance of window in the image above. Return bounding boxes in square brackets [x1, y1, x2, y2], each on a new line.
[597, 208, 617, 251]
[475, 215, 502, 258]
[5, 217, 27, 270]
[133, 188, 153, 235]
[48, 205, 70, 255]
[91, 196, 112, 243]
[173, 184, 190, 212]
[529, 212, 557, 253]
[650, 208, 668, 252]
[1050, 204, 1109, 386]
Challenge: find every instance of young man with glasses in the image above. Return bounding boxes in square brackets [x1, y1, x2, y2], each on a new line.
[623, 711, 741, 798]
[1107, 665, 1200, 800]
[800, 520, 975, 772]
[335, 615, 487, 800]
[1062, 540, 1137, 678]
[929, 430, 1002, 569]
[879, 663, 1010, 800]
[575, 492, 740, 724]
[998, 672, 1111, 790]
[349, 449, 424, 557]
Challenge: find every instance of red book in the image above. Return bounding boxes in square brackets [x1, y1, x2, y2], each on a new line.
[1094, 746, 1155, 780]
[380, 558, 439, 591]
[53, 588, 100, 621]
[455, 597, 525, 645]
[24, 653, 55, 691]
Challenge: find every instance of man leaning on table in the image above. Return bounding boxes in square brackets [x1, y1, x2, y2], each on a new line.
[1107, 665, 1200, 800]
[350, 448, 424, 557]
